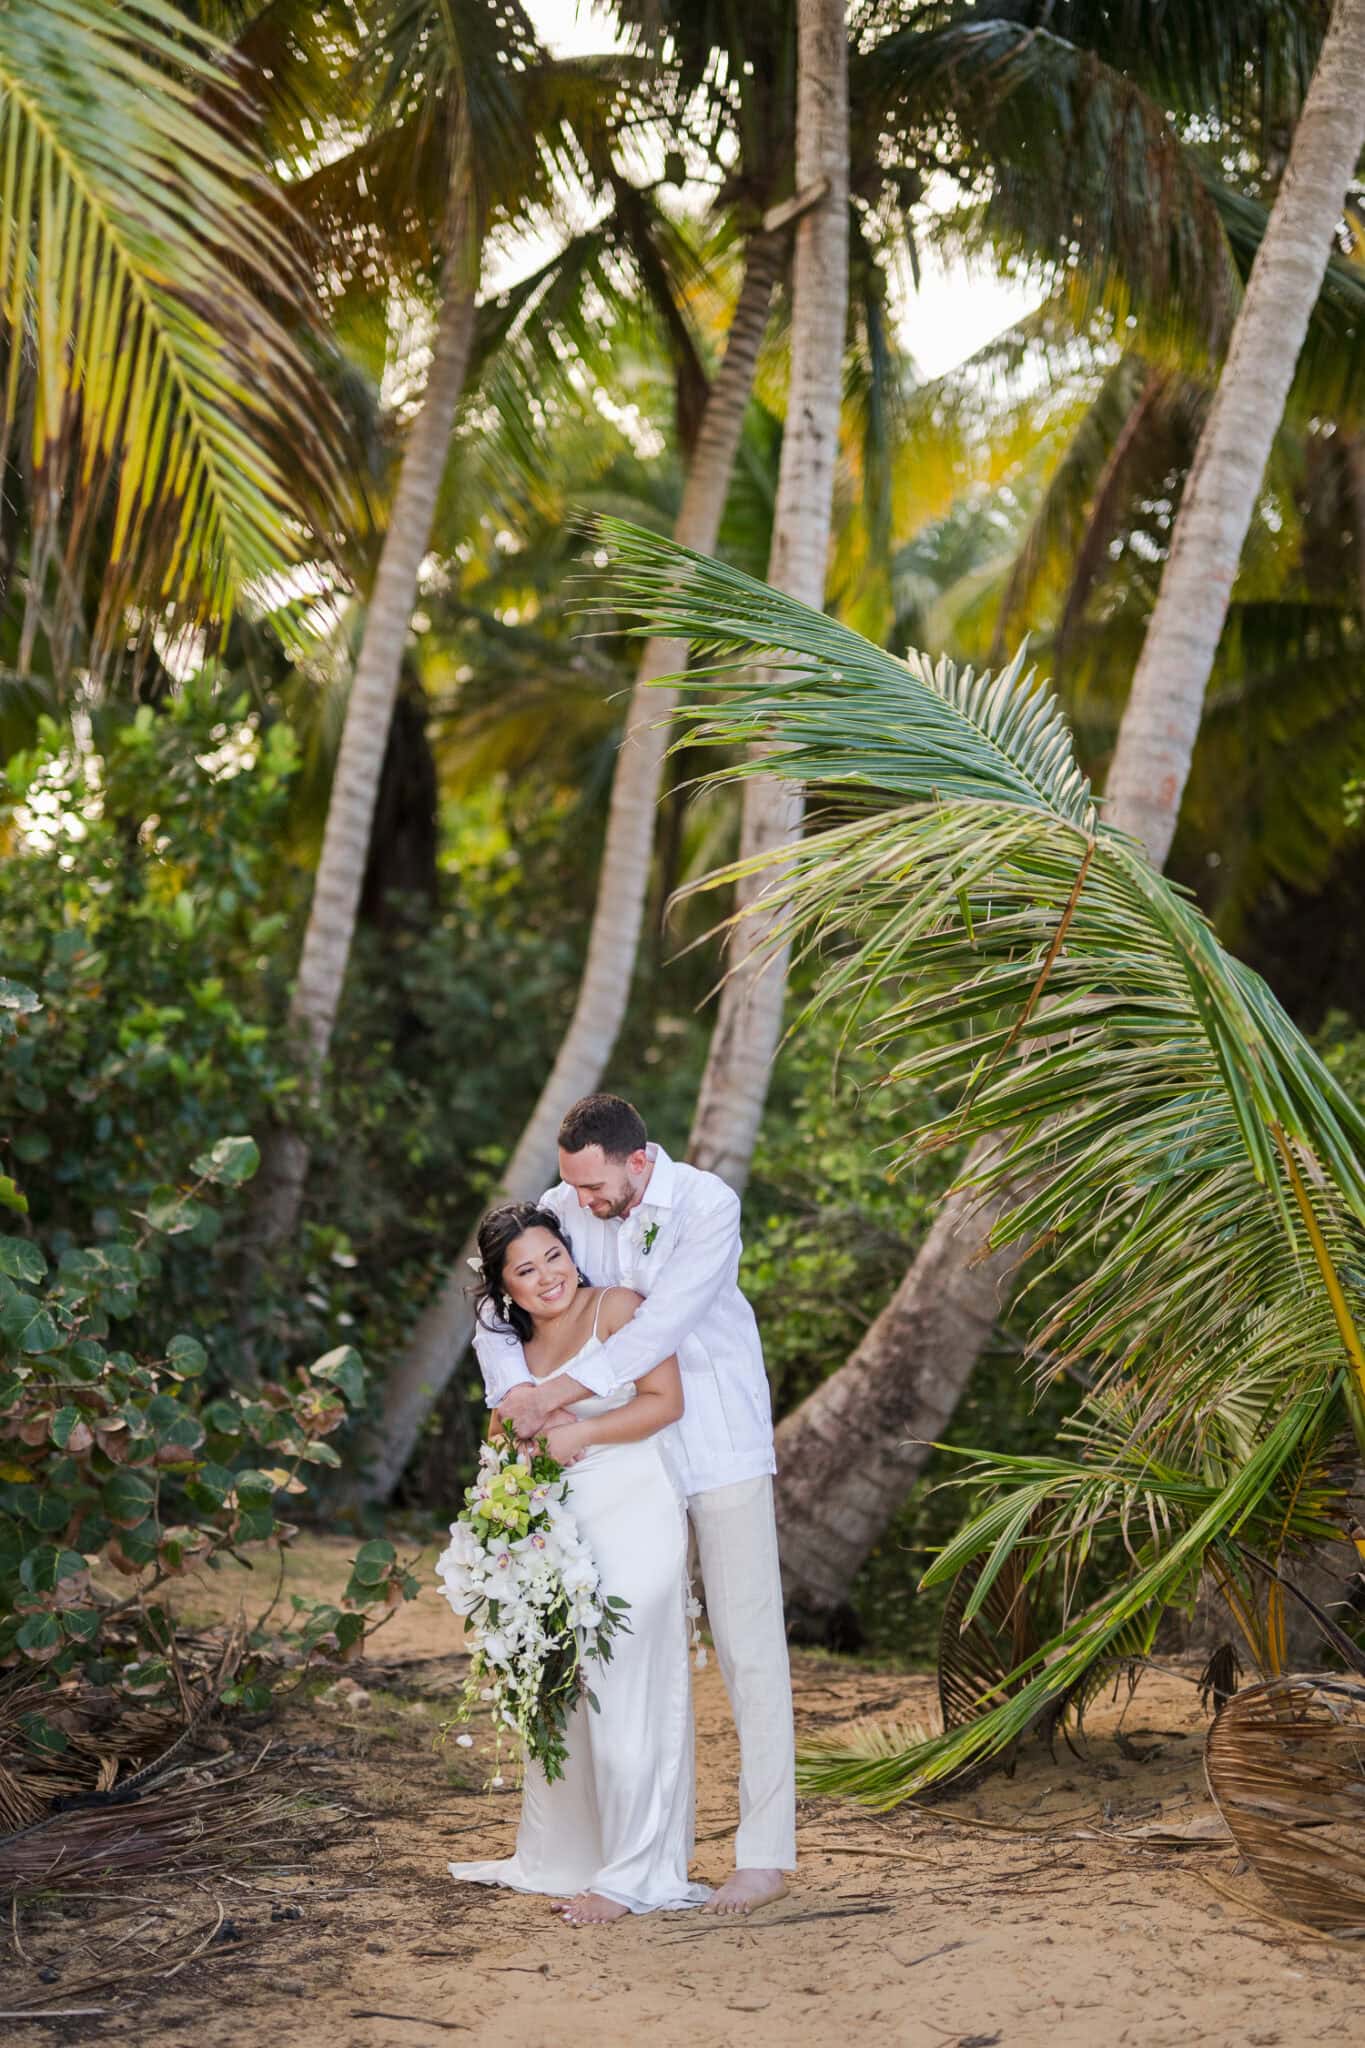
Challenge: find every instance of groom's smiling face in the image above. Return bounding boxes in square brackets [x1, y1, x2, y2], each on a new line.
[559, 1143, 649, 1220]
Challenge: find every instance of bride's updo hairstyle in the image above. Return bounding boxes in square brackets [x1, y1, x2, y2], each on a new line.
[472, 1202, 588, 1342]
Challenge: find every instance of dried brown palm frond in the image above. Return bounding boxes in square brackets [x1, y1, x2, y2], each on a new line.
[937, 1537, 1148, 1774]
[0, 1745, 345, 1904]
[1197, 1641, 1245, 1714]
[938, 1546, 1040, 1744]
[1205, 1676, 1365, 1935]
[0, 1622, 244, 1828]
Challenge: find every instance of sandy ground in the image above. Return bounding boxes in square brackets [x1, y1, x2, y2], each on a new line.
[5, 1533, 1364, 2048]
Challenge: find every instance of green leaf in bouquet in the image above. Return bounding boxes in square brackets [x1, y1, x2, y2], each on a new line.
[0, 1178, 28, 1216]
[309, 1345, 366, 1408]
[0, 1236, 44, 1285]
[189, 1136, 259, 1186]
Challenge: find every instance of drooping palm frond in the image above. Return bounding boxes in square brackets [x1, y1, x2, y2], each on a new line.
[1205, 1676, 1365, 1934]
[0, 0, 339, 676]
[597, 520, 1365, 1802]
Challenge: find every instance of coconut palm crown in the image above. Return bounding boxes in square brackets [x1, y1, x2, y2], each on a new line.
[599, 515, 1365, 1805]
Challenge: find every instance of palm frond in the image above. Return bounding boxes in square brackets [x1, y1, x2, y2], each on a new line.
[599, 521, 1365, 1803]
[0, 0, 338, 672]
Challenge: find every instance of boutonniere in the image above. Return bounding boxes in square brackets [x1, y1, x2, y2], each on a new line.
[641, 1220, 660, 1254]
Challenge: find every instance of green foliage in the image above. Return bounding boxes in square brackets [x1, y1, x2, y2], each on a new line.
[0, 0, 337, 680]
[745, 1007, 951, 1418]
[0, 693, 299, 1368]
[0, 984, 416, 1741]
[605, 524, 1365, 1798]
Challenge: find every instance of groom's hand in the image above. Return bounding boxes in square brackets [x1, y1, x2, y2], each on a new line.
[496, 1380, 552, 1440]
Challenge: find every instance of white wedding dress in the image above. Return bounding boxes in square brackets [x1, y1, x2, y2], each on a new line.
[449, 1318, 709, 1915]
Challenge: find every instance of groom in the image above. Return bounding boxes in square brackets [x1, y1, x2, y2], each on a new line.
[475, 1093, 795, 1915]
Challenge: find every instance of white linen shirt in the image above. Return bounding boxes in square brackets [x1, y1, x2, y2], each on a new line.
[471, 1143, 776, 1497]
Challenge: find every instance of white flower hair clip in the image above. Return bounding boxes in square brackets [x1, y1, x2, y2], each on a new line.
[466, 1255, 485, 1278]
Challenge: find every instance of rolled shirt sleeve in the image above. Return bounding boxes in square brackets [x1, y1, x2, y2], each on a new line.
[471, 1317, 533, 1408]
[569, 1189, 742, 1400]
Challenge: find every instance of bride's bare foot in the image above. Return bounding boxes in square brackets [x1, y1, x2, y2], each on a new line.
[557, 1891, 630, 1927]
[707, 1868, 788, 1916]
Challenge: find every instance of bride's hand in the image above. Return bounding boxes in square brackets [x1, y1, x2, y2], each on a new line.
[542, 1421, 590, 1468]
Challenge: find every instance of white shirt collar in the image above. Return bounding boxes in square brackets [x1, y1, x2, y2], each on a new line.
[633, 1141, 676, 1213]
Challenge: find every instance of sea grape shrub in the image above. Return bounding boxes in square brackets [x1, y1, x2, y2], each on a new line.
[0, 696, 300, 1378]
[0, 981, 417, 1747]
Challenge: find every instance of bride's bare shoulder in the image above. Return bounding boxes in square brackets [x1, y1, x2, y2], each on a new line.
[596, 1285, 644, 1338]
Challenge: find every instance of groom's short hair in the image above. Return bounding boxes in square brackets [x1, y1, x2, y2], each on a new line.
[558, 1093, 647, 1160]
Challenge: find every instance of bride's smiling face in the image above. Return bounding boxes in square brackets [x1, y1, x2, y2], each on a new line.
[501, 1227, 578, 1321]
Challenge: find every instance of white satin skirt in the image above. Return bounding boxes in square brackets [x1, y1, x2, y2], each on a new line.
[449, 1428, 709, 1915]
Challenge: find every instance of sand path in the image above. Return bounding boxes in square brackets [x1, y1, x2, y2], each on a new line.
[7, 1535, 1363, 2047]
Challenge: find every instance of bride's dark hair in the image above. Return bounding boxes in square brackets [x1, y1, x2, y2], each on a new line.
[472, 1202, 587, 1343]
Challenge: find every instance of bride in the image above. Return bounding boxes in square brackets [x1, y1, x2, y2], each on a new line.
[448, 1201, 709, 1925]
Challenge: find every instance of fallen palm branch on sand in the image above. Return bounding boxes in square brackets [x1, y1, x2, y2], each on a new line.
[1205, 1676, 1365, 1935]
[0, 1736, 356, 2016]
[0, 1622, 245, 1832]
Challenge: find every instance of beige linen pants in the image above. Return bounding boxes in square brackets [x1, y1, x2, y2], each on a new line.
[688, 1474, 797, 1872]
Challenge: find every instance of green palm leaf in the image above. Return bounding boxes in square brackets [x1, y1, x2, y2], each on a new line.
[0, 0, 336, 666]
[598, 518, 1365, 1802]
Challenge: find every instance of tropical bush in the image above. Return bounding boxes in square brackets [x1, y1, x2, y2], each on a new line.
[0, 979, 418, 1750]
[1, 696, 300, 1372]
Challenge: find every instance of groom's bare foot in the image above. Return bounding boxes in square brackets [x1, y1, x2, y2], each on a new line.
[556, 1891, 629, 1927]
[707, 1868, 788, 1916]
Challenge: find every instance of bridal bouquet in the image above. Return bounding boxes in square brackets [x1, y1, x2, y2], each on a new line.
[435, 1423, 630, 1782]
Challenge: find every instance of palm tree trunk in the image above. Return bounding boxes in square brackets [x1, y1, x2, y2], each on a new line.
[353, 230, 784, 1504]
[252, 193, 478, 1253]
[686, 0, 849, 1194]
[1104, 0, 1365, 869]
[773, 0, 1365, 1629]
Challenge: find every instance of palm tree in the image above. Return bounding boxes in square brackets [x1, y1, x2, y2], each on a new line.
[685, 0, 850, 1191]
[0, 0, 335, 685]
[252, 0, 631, 1249]
[678, 0, 1346, 1197]
[355, 0, 838, 1497]
[598, 521, 1365, 1802]
[763, 0, 1365, 1630]
[1107, 0, 1365, 866]
[357, 0, 1355, 1496]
